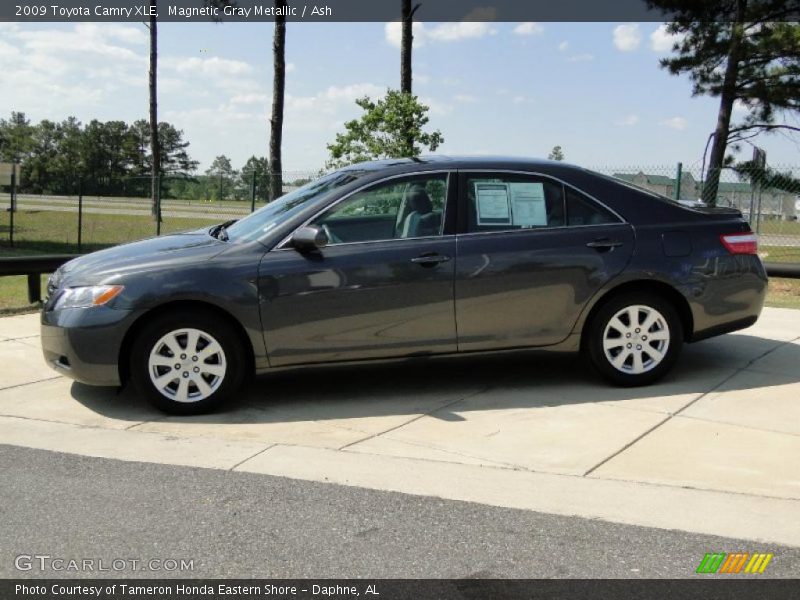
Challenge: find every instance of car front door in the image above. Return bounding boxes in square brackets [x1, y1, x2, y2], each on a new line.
[258, 172, 457, 366]
[455, 171, 635, 351]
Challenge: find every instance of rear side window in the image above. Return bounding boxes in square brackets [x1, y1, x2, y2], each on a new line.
[464, 175, 565, 233]
[565, 187, 620, 226]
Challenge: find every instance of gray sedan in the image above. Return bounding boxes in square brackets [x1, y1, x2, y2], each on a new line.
[41, 157, 766, 414]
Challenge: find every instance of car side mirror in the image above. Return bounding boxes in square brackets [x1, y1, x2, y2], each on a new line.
[291, 225, 328, 253]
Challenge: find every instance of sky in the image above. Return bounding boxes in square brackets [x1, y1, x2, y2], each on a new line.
[1, 20, 799, 175]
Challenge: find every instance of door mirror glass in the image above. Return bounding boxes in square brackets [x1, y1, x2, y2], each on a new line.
[291, 225, 328, 252]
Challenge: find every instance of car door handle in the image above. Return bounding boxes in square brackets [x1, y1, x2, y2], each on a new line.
[586, 238, 623, 251]
[411, 252, 451, 266]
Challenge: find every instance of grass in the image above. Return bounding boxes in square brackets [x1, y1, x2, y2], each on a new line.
[0, 274, 48, 314]
[1, 208, 799, 312]
[766, 277, 800, 310]
[758, 220, 800, 235]
[759, 246, 800, 264]
[2, 209, 222, 254]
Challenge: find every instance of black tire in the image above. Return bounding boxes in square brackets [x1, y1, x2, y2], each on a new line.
[584, 291, 683, 387]
[129, 308, 247, 415]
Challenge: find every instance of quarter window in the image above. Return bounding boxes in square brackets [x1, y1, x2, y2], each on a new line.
[312, 175, 447, 244]
[565, 187, 619, 226]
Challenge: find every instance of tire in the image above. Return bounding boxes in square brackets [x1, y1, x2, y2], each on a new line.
[129, 309, 247, 415]
[584, 292, 683, 387]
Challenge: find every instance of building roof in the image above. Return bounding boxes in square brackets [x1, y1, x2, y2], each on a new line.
[612, 172, 675, 186]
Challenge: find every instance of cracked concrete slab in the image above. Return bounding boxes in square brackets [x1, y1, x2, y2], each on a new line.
[590, 416, 800, 500]
[0, 378, 159, 430]
[0, 415, 270, 469]
[0, 338, 58, 389]
[0, 312, 40, 340]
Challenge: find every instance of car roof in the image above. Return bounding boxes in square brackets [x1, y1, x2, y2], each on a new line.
[339, 155, 576, 173]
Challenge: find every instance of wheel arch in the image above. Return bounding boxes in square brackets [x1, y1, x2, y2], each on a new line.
[578, 279, 694, 348]
[118, 300, 256, 386]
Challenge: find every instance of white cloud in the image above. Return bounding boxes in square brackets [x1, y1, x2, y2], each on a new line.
[419, 96, 453, 116]
[0, 23, 148, 115]
[661, 116, 688, 130]
[162, 56, 253, 77]
[230, 93, 270, 106]
[513, 22, 544, 36]
[454, 94, 478, 103]
[558, 41, 569, 51]
[732, 99, 753, 115]
[385, 18, 497, 48]
[650, 24, 683, 52]
[286, 62, 296, 73]
[427, 21, 498, 42]
[285, 83, 386, 128]
[566, 53, 595, 62]
[613, 24, 641, 51]
[616, 114, 639, 126]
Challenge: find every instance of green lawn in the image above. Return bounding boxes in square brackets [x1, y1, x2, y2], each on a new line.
[0, 274, 48, 314]
[766, 277, 800, 309]
[758, 220, 800, 235]
[2, 209, 223, 254]
[759, 246, 800, 264]
[2, 208, 799, 312]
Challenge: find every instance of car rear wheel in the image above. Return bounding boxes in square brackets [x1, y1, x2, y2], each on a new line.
[585, 292, 683, 386]
[130, 309, 246, 414]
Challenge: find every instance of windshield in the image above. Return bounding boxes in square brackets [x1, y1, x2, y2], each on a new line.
[224, 170, 367, 243]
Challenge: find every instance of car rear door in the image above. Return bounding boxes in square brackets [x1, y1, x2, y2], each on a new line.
[258, 172, 458, 366]
[454, 171, 635, 351]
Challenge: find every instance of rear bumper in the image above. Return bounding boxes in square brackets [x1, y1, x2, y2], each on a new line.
[686, 255, 767, 343]
[40, 306, 140, 386]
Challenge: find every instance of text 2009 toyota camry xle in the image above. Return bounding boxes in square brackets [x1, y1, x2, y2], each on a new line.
[41, 157, 766, 414]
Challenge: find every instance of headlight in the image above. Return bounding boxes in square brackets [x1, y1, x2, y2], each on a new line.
[53, 285, 125, 310]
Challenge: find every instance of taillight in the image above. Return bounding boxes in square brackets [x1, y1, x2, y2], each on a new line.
[720, 232, 758, 255]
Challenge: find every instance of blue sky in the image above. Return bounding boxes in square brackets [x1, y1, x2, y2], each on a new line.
[1, 20, 798, 173]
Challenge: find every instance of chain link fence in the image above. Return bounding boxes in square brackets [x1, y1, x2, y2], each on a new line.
[0, 171, 317, 254]
[591, 163, 800, 264]
[1, 163, 798, 264]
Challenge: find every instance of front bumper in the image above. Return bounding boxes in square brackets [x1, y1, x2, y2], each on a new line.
[41, 305, 140, 386]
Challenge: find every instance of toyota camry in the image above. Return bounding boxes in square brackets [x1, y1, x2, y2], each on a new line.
[41, 157, 767, 414]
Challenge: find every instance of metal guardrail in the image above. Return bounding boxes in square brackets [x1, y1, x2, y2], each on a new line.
[0, 254, 798, 307]
[763, 262, 800, 279]
[0, 254, 78, 304]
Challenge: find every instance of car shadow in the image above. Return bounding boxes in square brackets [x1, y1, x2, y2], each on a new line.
[69, 332, 800, 425]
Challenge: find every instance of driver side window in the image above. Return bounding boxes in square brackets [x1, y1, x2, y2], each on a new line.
[312, 174, 447, 244]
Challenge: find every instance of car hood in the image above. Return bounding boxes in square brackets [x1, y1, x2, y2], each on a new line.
[59, 230, 228, 285]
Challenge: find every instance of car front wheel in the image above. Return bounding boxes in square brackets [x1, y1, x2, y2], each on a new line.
[585, 292, 683, 386]
[130, 309, 247, 414]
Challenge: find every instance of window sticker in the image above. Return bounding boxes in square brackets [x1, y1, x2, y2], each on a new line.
[509, 182, 547, 227]
[475, 182, 512, 225]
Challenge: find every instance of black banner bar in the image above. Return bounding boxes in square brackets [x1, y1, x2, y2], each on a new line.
[3, 579, 800, 600]
[4, 0, 800, 23]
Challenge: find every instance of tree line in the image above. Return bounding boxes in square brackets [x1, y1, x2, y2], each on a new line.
[0, 112, 312, 201]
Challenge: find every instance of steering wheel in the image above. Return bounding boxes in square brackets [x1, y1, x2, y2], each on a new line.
[320, 223, 342, 245]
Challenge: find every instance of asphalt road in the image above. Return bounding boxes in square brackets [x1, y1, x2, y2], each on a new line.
[1, 445, 798, 579]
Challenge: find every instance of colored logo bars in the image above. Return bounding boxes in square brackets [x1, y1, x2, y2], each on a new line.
[696, 552, 773, 574]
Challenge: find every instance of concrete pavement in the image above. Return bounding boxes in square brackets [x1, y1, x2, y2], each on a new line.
[1, 308, 799, 546]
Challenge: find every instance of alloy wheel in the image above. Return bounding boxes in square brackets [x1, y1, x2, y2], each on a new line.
[147, 328, 227, 403]
[602, 305, 670, 375]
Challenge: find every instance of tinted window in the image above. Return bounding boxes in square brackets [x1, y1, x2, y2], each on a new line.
[313, 174, 447, 244]
[225, 170, 366, 242]
[465, 175, 565, 233]
[565, 187, 620, 226]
